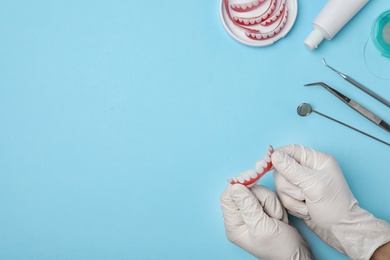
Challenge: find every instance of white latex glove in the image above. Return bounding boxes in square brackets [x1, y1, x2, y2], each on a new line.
[272, 144, 390, 260]
[220, 184, 311, 260]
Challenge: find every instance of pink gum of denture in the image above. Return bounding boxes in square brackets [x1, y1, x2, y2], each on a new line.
[227, 145, 274, 187]
[224, 0, 260, 33]
[261, 0, 285, 26]
[232, 0, 277, 26]
[245, 7, 287, 40]
[230, 0, 266, 12]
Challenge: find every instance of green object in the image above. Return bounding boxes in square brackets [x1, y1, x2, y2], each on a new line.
[371, 10, 390, 58]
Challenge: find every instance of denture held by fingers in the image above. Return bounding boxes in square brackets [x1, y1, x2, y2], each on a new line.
[227, 145, 274, 187]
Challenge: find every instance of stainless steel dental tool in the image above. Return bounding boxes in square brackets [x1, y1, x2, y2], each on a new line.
[322, 58, 390, 108]
[304, 82, 390, 133]
[297, 103, 390, 147]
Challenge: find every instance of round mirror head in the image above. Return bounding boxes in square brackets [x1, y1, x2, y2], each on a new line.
[297, 103, 312, 117]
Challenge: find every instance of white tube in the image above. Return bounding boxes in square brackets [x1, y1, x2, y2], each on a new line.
[304, 0, 369, 50]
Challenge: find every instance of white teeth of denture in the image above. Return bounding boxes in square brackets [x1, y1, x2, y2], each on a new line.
[255, 160, 267, 172]
[225, 0, 290, 41]
[227, 145, 274, 187]
[249, 170, 258, 178]
[245, 6, 288, 41]
[243, 173, 251, 181]
[261, 0, 285, 26]
[255, 165, 264, 174]
[232, 0, 276, 25]
[230, 0, 265, 12]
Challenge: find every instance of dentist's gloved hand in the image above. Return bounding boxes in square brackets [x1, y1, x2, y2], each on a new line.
[272, 144, 390, 260]
[220, 184, 311, 260]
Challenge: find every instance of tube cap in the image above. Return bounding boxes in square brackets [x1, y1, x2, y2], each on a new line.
[304, 29, 325, 50]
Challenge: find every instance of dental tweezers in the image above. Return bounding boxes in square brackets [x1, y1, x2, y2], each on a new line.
[304, 82, 390, 133]
[322, 58, 390, 108]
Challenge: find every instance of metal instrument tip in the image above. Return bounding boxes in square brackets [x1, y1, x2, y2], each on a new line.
[321, 58, 343, 76]
[304, 82, 327, 87]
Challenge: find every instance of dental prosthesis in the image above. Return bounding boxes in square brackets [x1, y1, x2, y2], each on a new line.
[220, 0, 297, 46]
[227, 145, 274, 187]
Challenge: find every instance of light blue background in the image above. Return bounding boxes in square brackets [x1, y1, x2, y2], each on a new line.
[1, 0, 389, 259]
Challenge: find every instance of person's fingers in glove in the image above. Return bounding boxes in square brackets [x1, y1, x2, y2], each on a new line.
[273, 171, 308, 219]
[220, 184, 282, 245]
[250, 185, 288, 223]
[271, 144, 390, 260]
[272, 144, 355, 223]
[220, 183, 311, 260]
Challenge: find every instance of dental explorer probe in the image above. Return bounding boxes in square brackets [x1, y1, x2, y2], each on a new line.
[297, 103, 390, 147]
[322, 58, 390, 108]
[304, 82, 390, 133]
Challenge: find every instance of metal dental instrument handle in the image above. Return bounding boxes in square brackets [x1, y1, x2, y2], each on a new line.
[322, 58, 390, 108]
[297, 103, 390, 147]
[304, 82, 390, 133]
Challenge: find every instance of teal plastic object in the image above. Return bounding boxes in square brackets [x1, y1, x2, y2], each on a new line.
[371, 10, 390, 58]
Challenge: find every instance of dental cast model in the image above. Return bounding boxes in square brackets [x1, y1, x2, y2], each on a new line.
[227, 145, 274, 187]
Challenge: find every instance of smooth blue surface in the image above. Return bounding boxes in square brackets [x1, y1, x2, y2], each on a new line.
[1, 0, 389, 259]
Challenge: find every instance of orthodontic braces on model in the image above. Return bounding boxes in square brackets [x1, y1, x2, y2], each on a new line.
[227, 145, 274, 187]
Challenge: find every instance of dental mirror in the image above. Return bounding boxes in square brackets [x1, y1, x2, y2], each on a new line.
[297, 103, 313, 116]
[296, 103, 390, 147]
